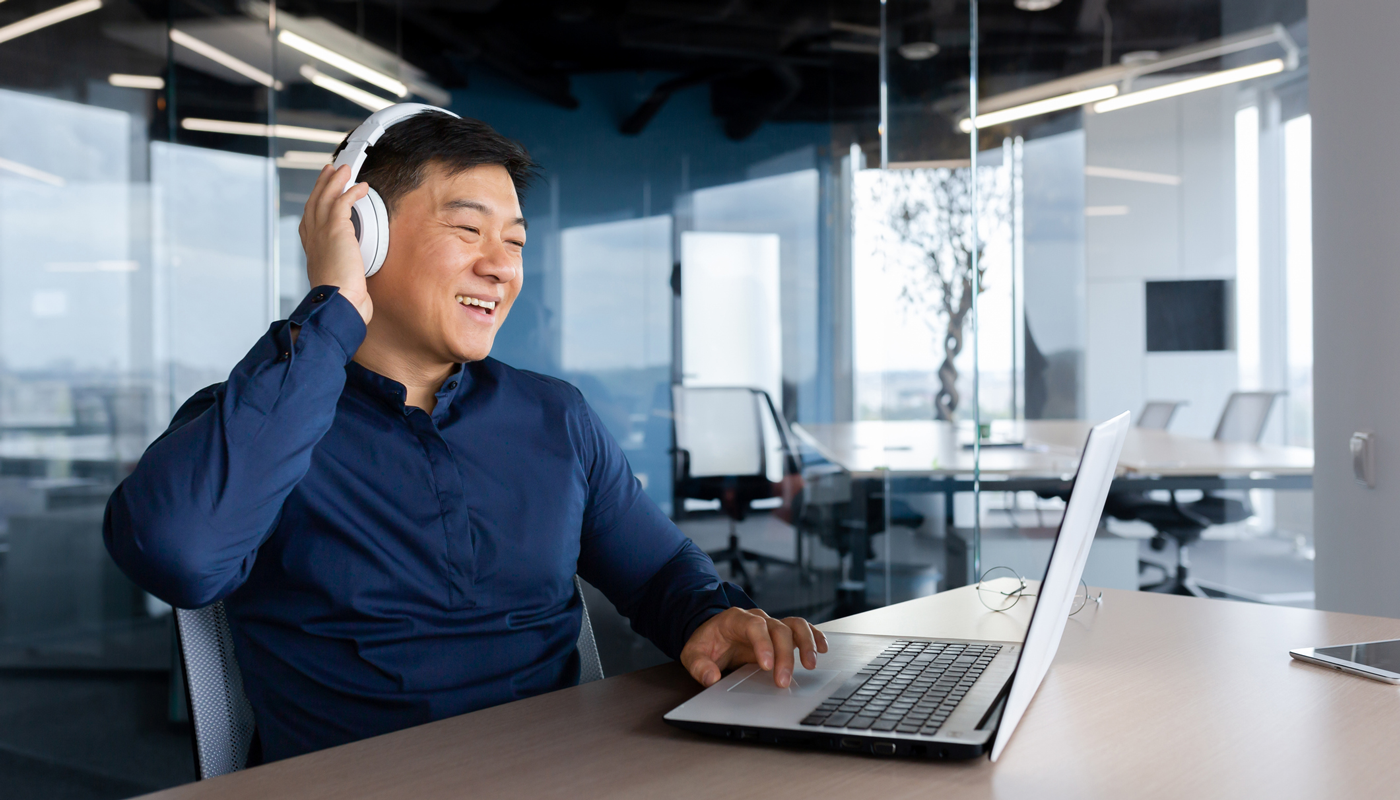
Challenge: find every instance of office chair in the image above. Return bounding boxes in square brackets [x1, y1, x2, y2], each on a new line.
[175, 576, 605, 780]
[1136, 400, 1186, 430]
[672, 386, 800, 596]
[1108, 391, 1283, 599]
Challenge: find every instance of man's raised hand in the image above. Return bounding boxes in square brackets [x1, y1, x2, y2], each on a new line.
[298, 163, 374, 324]
[680, 607, 829, 689]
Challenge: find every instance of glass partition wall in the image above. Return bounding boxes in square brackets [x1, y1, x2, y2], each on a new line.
[858, 0, 1311, 610]
[959, 0, 1311, 604]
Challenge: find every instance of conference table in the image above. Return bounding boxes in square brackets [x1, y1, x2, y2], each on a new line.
[140, 584, 1400, 800]
[791, 419, 1315, 592]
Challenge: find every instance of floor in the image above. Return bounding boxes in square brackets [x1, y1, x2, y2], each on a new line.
[1, 509, 1317, 799]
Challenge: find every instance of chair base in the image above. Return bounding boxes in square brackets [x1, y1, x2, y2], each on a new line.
[707, 529, 796, 597]
[1138, 545, 1267, 602]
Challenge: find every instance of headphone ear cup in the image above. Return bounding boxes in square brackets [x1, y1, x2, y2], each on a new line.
[353, 188, 391, 277]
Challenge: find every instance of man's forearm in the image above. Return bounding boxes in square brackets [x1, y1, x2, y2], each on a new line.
[103, 287, 366, 608]
[610, 539, 755, 661]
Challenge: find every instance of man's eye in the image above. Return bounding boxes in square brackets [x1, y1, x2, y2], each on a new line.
[456, 226, 479, 235]
[508, 240, 526, 248]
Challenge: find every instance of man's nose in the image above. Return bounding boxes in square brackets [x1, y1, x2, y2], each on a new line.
[474, 237, 518, 283]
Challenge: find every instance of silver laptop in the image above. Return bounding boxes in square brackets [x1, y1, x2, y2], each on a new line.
[665, 411, 1130, 761]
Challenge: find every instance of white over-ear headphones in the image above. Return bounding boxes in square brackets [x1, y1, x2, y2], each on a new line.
[332, 102, 461, 277]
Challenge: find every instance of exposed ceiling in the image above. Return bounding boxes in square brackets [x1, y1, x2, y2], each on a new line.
[266, 0, 1305, 142]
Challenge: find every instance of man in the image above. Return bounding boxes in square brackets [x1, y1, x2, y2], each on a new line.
[104, 111, 826, 763]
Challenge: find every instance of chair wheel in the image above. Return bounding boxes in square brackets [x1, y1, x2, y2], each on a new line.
[1150, 535, 1167, 551]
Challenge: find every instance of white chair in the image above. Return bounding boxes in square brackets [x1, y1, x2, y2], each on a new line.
[672, 386, 799, 595]
[1136, 400, 1186, 430]
[175, 575, 604, 779]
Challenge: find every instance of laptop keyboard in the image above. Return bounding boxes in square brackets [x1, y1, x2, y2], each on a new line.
[798, 640, 1001, 736]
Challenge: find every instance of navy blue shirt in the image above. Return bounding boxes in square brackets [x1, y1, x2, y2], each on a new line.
[104, 286, 746, 762]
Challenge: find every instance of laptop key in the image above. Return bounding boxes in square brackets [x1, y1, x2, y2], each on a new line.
[872, 720, 900, 732]
[847, 716, 876, 730]
[827, 675, 873, 701]
[821, 712, 855, 727]
[800, 714, 828, 726]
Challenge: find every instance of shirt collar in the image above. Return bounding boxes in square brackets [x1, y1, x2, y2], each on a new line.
[344, 361, 469, 416]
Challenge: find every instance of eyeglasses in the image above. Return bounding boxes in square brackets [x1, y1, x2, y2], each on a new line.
[975, 565, 1102, 616]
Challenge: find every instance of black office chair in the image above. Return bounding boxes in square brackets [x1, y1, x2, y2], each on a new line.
[672, 386, 801, 596]
[1108, 391, 1283, 598]
[1136, 400, 1186, 430]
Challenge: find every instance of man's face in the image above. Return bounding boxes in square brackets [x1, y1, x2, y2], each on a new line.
[366, 162, 526, 364]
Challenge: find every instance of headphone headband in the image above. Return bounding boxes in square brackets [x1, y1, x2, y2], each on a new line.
[333, 103, 461, 187]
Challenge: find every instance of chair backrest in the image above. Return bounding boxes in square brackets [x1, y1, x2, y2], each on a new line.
[673, 386, 766, 479]
[174, 602, 256, 781]
[1136, 400, 1185, 430]
[1212, 391, 1282, 443]
[176, 576, 605, 780]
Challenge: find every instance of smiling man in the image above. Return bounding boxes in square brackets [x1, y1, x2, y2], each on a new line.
[103, 111, 825, 763]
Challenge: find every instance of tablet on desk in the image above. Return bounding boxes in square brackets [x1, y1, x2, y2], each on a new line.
[1290, 639, 1400, 683]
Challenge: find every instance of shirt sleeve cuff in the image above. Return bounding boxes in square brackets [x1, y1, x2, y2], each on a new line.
[288, 286, 366, 363]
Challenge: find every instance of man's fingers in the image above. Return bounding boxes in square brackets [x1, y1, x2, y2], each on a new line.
[312, 164, 355, 221]
[784, 617, 819, 670]
[767, 619, 796, 688]
[815, 626, 829, 653]
[330, 181, 370, 220]
[685, 655, 723, 688]
[739, 613, 774, 672]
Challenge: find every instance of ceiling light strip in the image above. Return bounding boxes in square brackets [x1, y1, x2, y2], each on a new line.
[299, 65, 393, 111]
[109, 73, 165, 89]
[170, 28, 282, 89]
[278, 30, 407, 98]
[1093, 59, 1285, 113]
[1084, 165, 1182, 186]
[180, 118, 347, 144]
[0, 0, 102, 45]
[960, 85, 1118, 132]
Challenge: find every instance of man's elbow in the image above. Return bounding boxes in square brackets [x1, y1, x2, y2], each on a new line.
[103, 493, 235, 609]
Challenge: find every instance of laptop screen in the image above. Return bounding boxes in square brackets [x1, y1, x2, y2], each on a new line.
[988, 411, 1130, 762]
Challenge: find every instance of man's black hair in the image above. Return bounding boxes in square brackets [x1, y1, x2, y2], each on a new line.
[333, 111, 538, 216]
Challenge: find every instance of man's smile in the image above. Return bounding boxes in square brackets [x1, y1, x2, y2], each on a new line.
[455, 294, 500, 323]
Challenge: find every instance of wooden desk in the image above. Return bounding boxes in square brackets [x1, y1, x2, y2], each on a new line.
[141, 586, 1400, 800]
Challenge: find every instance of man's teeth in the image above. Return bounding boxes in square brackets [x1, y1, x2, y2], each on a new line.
[455, 295, 496, 311]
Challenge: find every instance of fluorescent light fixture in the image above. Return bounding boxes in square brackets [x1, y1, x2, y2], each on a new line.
[0, 156, 64, 186]
[1085, 205, 1130, 217]
[170, 28, 282, 90]
[1094, 59, 1285, 113]
[299, 64, 393, 111]
[278, 30, 407, 98]
[108, 73, 164, 90]
[959, 84, 1118, 132]
[180, 118, 346, 144]
[277, 149, 333, 170]
[1085, 165, 1182, 186]
[0, 0, 102, 45]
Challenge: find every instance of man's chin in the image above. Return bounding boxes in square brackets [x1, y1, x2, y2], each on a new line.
[449, 337, 496, 364]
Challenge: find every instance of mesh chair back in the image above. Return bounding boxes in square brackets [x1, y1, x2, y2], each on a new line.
[574, 576, 605, 684]
[673, 387, 765, 478]
[1137, 400, 1184, 430]
[1213, 391, 1281, 443]
[177, 578, 603, 779]
[175, 603, 256, 781]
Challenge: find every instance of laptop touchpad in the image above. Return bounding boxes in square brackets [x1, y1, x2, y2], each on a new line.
[728, 668, 840, 697]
